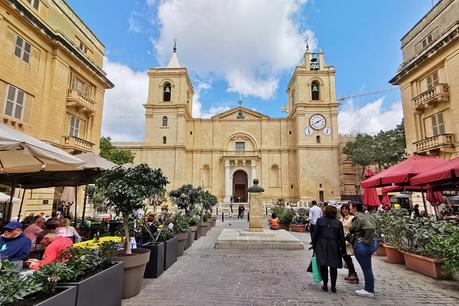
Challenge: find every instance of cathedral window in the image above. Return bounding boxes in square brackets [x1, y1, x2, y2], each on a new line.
[163, 136, 167, 144]
[235, 142, 245, 152]
[162, 116, 168, 127]
[270, 165, 280, 187]
[316, 135, 321, 143]
[311, 80, 320, 101]
[163, 82, 171, 102]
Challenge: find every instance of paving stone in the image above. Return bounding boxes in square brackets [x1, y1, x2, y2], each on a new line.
[123, 217, 459, 306]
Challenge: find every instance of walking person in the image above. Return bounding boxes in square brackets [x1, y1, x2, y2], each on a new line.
[340, 203, 359, 283]
[308, 200, 322, 240]
[311, 205, 346, 293]
[238, 204, 245, 219]
[349, 202, 378, 298]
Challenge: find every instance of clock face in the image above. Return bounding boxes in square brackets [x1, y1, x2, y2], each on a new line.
[323, 127, 332, 136]
[304, 127, 313, 136]
[309, 114, 326, 130]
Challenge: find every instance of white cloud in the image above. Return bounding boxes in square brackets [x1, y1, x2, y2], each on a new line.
[192, 82, 230, 118]
[154, 0, 313, 99]
[101, 58, 148, 141]
[128, 12, 142, 33]
[338, 98, 403, 135]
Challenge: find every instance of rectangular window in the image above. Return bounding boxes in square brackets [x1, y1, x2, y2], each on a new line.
[79, 41, 88, 54]
[72, 76, 90, 97]
[14, 36, 31, 63]
[235, 142, 245, 152]
[4, 85, 26, 120]
[69, 116, 80, 137]
[432, 112, 445, 136]
[27, 0, 39, 9]
[425, 71, 439, 90]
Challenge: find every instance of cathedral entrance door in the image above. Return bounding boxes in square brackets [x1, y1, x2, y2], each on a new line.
[233, 170, 248, 202]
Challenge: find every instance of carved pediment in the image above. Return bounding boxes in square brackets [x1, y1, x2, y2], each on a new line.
[211, 106, 270, 120]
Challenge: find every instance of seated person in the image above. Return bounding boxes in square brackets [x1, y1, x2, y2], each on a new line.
[24, 216, 44, 249]
[55, 218, 81, 243]
[26, 230, 72, 270]
[0, 221, 31, 261]
[268, 213, 280, 230]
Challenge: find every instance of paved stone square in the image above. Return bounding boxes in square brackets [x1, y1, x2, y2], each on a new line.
[124, 217, 459, 306]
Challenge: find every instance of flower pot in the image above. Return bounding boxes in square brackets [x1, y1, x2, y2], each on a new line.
[205, 221, 212, 232]
[290, 224, 306, 232]
[187, 226, 197, 247]
[164, 236, 177, 270]
[143, 242, 164, 278]
[402, 251, 451, 279]
[176, 231, 189, 257]
[279, 223, 290, 231]
[34, 286, 77, 306]
[374, 243, 387, 256]
[58, 262, 124, 306]
[114, 248, 151, 299]
[383, 244, 405, 264]
[199, 222, 209, 236]
[211, 216, 217, 227]
[195, 224, 202, 240]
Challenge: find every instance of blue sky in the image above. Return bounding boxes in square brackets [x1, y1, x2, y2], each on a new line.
[67, 0, 435, 141]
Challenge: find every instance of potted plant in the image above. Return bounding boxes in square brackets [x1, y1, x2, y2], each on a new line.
[201, 190, 218, 227]
[279, 208, 295, 230]
[141, 224, 165, 279]
[374, 212, 388, 256]
[97, 164, 169, 298]
[290, 208, 308, 232]
[200, 213, 210, 236]
[0, 259, 77, 306]
[156, 227, 177, 270]
[187, 214, 200, 245]
[173, 211, 190, 257]
[381, 209, 407, 264]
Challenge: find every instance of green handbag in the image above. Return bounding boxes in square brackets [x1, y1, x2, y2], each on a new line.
[311, 256, 322, 283]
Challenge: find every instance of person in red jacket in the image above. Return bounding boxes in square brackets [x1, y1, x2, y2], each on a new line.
[25, 230, 72, 270]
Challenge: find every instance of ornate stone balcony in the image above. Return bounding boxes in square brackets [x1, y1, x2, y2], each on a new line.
[62, 136, 95, 152]
[414, 134, 455, 153]
[66, 89, 96, 114]
[412, 83, 449, 110]
[222, 150, 260, 159]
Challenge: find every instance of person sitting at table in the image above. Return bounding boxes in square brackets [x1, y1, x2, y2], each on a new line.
[268, 213, 280, 230]
[0, 221, 31, 261]
[26, 230, 72, 270]
[24, 216, 45, 249]
[55, 218, 81, 243]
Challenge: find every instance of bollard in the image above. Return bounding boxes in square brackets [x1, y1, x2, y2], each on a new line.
[221, 212, 224, 222]
[265, 207, 268, 215]
[216, 207, 219, 215]
[247, 212, 250, 222]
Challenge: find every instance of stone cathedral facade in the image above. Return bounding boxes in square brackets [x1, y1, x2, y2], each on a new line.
[117, 47, 341, 204]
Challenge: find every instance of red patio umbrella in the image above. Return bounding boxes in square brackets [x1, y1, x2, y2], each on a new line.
[362, 167, 380, 208]
[410, 156, 459, 186]
[426, 190, 444, 205]
[361, 156, 448, 188]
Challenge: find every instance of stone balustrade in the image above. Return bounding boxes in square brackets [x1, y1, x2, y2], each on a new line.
[63, 135, 95, 152]
[412, 83, 449, 110]
[414, 134, 454, 153]
[67, 89, 96, 113]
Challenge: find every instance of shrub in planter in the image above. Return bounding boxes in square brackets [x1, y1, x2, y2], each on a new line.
[157, 227, 177, 270]
[169, 184, 203, 215]
[173, 212, 190, 257]
[290, 208, 308, 232]
[187, 214, 200, 243]
[278, 208, 295, 229]
[97, 164, 168, 298]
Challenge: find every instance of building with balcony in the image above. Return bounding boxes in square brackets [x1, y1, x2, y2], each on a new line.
[390, 0, 459, 159]
[116, 47, 341, 204]
[0, 0, 113, 216]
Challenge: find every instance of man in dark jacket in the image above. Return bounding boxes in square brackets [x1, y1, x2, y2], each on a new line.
[0, 221, 31, 261]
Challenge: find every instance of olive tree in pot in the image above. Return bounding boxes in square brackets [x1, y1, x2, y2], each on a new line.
[156, 227, 177, 270]
[290, 208, 308, 232]
[96, 164, 169, 298]
[173, 212, 190, 257]
[186, 214, 200, 245]
[169, 184, 203, 240]
[201, 190, 218, 227]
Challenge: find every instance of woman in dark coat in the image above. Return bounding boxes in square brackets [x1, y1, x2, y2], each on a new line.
[312, 205, 346, 293]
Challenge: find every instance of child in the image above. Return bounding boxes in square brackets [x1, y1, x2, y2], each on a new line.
[268, 213, 279, 230]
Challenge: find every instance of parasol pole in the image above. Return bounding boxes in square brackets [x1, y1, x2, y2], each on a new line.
[82, 184, 88, 224]
[7, 180, 15, 222]
[74, 185, 78, 226]
[420, 187, 427, 216]
[17, 189, 26, 221]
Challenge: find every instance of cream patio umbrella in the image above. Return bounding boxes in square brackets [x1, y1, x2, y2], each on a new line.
[0, 123, 84, 173]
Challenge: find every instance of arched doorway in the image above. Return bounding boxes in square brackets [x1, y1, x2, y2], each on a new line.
[233, 170, 248, 202]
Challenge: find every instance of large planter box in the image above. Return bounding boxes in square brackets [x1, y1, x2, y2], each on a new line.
[211, 216, 217, 227]
[58, 262, 124, 306]
[374, 243, 387, 256]
[176, 231, 189, 257]
[290, 224, 306, 232]
[114, 248, 150, 299]
[195, 224, 202, 240]
[384, 244, 405, 264]
[279, 223, 290, 231]
[187, 226, 197, 248]
[143, 242, 164, 278]
[164, 236, 177, 270]
[402, 252, 451, 279]
[35, 286, 78, 306]
[199, 222, 209, 236]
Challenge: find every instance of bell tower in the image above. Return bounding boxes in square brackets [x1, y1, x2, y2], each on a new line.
[144, 45, 194, 146]
[287, 47, 341, 201]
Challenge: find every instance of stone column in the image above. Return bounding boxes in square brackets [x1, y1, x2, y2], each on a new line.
[250, 160, 256, 186]
[248, 179, 264, 232]
[224, 160, 231, 203]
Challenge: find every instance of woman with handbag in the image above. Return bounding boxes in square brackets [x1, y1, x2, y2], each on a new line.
[349, 202, 378, 298]
[340, 203, 359, 283]
[311, 205, 346, 293]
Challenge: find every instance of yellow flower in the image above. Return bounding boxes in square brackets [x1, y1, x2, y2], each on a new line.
[74, 236, 123, 249]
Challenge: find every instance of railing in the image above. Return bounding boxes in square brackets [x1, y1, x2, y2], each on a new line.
[414, 134, 455, 153]
[222, 150, 260, 157]
[67, 89, 96, 113]
[63, 136, 95, 152]
[412, 83, 449, 110]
